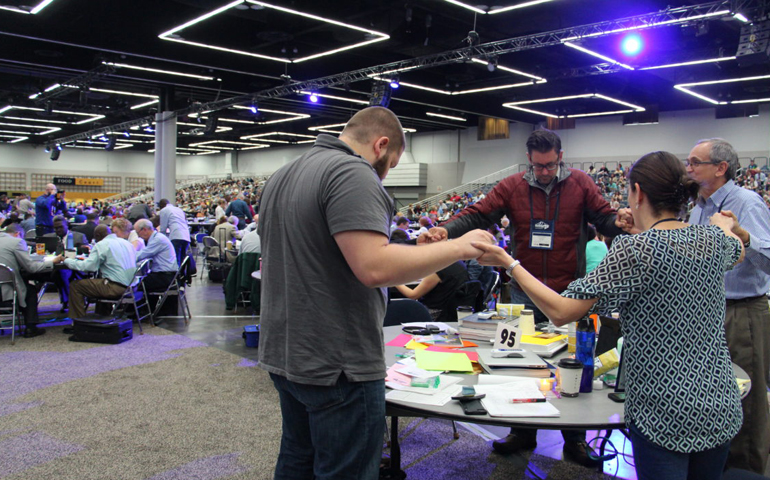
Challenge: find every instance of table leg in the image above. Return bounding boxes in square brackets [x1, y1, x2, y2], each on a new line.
[390, 416, 401, 477]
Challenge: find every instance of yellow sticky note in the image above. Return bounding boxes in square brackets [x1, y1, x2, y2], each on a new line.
[415, 349, 473, 372]
[405, 339, 429, 350]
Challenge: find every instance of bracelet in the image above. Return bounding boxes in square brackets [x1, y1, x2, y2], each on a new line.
[505, 260, 520, 277]
[744, 235, 751, 249]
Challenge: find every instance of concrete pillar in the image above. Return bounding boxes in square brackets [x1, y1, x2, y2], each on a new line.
[154, 111, 177, 204]
[224, 151, 237, 174]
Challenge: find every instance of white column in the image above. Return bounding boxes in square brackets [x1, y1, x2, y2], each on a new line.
[154, 111, 177, 203]
[224, 151, 236, 174]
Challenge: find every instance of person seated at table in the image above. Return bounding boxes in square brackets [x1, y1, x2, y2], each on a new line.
[390, 229, 469, 322]
[1, 212, 21, 228]
[63, 224, 137, 323]
[215, 199, 227, 222]
[20, 213, 36, 235]
[0, 223, 64, 338]
[472, 151, 744, 480]
[212, 215, 238, 247]
[134, 219, 177, 296]
[239, 227, 261, 255]
[72, 212, 99, 243]
[72, 208, 86, 224]
[43, 216, 88, 312]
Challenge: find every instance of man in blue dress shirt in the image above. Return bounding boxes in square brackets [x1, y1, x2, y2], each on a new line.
[134, 219, 177, 293]
[34, 183, 57, 236]
[687, 138, 770, 473]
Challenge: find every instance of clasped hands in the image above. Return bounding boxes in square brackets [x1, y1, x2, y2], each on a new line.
[417, 226, 516, 267]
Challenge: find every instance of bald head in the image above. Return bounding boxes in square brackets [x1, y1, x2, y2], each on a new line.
[45, 183, 57, 195]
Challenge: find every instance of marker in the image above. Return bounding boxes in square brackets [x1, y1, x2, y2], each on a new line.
[511, 398, 546, 404]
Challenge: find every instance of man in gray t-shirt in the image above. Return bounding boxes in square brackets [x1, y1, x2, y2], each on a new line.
[258, 107, 493, 480]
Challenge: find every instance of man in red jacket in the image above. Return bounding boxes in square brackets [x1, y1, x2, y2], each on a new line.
[422, 128, 635, 467]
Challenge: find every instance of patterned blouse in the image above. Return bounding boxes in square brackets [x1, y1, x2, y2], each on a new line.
[562, 225, 743, 452]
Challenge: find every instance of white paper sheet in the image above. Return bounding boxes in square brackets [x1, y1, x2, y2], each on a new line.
[386, 384, 464, 406]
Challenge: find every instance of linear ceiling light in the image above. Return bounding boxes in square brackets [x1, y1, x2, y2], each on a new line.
[503, 93, 645, 118]
[562, 9, 730, 42]
[674, 74, 770, 105]
[240, 131, 317, 142]
[28, 83, 61, 99]
[441, 0, 552, 14]
[640, 56, 736, 70]
[469, 58, 545, 80]
[130, 100, 160, 110]
[158, 0, 388, 64]
[563, 42, 635, 69]
[101, 61, 220, 81]
[426, 112, 467, 121]
[87, 88, 158, 99]
[0, 0, 56, 14]
[189, 140, 270, 148]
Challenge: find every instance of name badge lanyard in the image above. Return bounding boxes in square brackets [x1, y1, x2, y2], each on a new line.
[693, 190, 732, 225]
[528, 186, 561, 250]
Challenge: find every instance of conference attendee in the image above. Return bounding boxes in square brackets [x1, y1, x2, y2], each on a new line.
[416, 216, 433, 236]
[134, 219, 177, 296]
[0, 194, 9, 214]
[686, 138, 770, 474]
[158, 198, 191, 267]
[72, 212, 99, 243]
[53, 191, 71, 219]
[211, 215, 238, 247]
[258, 106, 493, 480]
[1, 212, 20, 228]
[63, 224, 137, 320]
[214, 199, 227, 221]
[585, 224, 608, 274]
[421, 128, 634, 466]
[16, 193, 34, 216]
[473, 151, 744, 480]
[35, 183, 57, 236]
[20, 213, 35, 234]
[225, 193, 252, 229]
[43, 216, 88, 311]
[0, 223, 64, 337]
[395, 216, 410, 237]
[126, 200, 152, 224]
[72, 208, 86, 224]
[239, 228, 261, 254]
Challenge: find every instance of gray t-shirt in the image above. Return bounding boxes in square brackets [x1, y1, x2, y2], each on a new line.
[257, 134, 394, 386]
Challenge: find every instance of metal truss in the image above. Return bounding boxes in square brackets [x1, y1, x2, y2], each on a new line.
[50, 0, 745, 146]
[30, 64, 115, 103]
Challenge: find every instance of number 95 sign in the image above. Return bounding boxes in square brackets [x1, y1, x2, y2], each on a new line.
[493, 322, 522, 350]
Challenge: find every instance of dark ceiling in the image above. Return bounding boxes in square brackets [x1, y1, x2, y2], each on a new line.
[0, 0, 768, 155]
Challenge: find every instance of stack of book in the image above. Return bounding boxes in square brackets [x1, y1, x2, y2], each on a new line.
[520, 332, 568, 358]
[458, 313, 517, 342]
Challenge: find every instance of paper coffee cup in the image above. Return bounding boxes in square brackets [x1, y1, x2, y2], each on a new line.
[558, 358, 583, 397]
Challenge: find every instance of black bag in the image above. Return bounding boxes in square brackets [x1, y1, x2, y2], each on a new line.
[208, 262, 232, 283]
[71, 315, 133, 344]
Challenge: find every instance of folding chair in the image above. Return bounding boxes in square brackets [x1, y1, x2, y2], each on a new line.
[93, 259, 153, 334]
[383, 299, 432, 327]
[149, 256, 192, 326]
[0, 264, 20, 344]
[201, 236, 220, 279]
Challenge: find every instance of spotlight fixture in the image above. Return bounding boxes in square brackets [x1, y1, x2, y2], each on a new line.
[733, 12, 750, 23]
[389, 78, 400, 89]
[44, 145, 51, 153]
[105, 136, 117, 151]
[621, 33, 644, 56]
[309, 92, 319, 103]
[50, 148, 60, 161]
[250, 103, 258, 114]
[123, 131, 130, 138]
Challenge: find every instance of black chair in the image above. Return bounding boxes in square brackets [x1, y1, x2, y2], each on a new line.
[454, 280, 483, 318]
[149, 256, 192, 326]
[383, 299, 432, 327]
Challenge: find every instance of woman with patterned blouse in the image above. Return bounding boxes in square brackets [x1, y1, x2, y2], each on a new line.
[473, 151, 745, 480]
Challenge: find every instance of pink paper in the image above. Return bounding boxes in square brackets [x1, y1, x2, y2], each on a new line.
[386, 334, 413, 347]
[425, 346, 479, 363]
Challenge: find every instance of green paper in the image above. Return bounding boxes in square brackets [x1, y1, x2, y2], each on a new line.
[415, 349, 473, 372]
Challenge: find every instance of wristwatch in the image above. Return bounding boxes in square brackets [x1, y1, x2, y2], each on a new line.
[505, 260, 520, 277]
[743, 234, 751, 249]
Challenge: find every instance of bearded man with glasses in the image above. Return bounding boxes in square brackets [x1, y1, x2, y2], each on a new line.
[421, 128, 637, 467]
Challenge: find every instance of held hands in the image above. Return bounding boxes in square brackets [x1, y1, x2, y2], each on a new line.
[417, 226, 448, 245]
[712, 210, 749, 243]
[455, 229, 496, 260]
[470, 241, 515, 267]
[51, 255, 65, 264]
[615, 208, 640, 234]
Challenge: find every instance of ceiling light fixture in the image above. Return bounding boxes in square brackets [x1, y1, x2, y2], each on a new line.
[308, 92, 319, 103]
[101, 61, 219, 81]
[130, 100, 160, 110]
[563, 42, 635, 69]
[503, 93, 645, 118]
[674, 74, 770, 105]
[158, 0, 388, 64]
[28, 83, 61, 100]
[426, 112, 467, 121]
[733, 13, 750, 23]
[0, 0, 56, 14]
[470, 58, 545, 80]
[298, 90, 369, 105]
[441, 0, 551, 15]
[640, 56, 736, 70]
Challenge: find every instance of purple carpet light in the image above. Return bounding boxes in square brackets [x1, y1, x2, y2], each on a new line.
[0, 334, 206, 417]
[237, 358, 259, 368]
[0, 431, 85, 477]
[145, 453, 252, 480]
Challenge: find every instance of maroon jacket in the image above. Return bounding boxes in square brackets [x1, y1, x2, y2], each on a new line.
[443, 167, 622, 293]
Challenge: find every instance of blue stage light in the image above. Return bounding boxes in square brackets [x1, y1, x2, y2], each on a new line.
[309, 92, 319, 103]
[621, 34, 643, 56]
[389, 80, 400, 89]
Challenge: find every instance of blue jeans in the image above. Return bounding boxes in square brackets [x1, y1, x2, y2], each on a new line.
[628, 422, 730, 480]
[270, 373, 385, 480]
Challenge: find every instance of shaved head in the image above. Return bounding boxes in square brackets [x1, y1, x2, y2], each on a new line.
[340, 107, 405, 156]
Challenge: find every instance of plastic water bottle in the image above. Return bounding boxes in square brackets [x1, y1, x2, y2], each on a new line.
[66, 231, 74, 250]
[576, 316, 596, 393]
